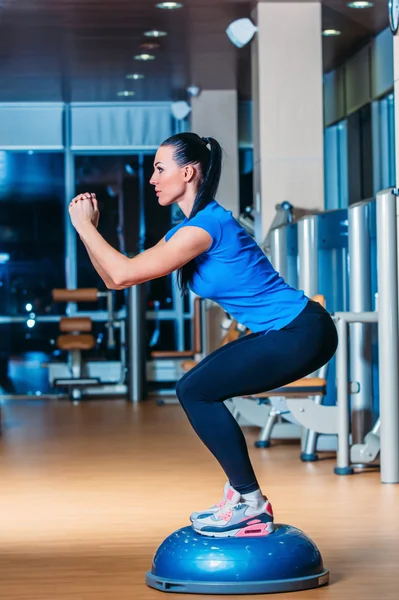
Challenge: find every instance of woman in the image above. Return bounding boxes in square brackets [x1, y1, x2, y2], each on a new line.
[69, 132, 338, 539]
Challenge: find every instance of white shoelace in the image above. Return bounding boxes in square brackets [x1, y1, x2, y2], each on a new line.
[215, 498, 242, 519]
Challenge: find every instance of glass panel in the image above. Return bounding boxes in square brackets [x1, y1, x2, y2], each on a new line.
[143, 153, 174, 310]
[8, 347, 54, 396]
[74, 155, 140, 310]
[338, 122, 349, 208]
[183, 292, 191, 314]
[184, 318, 192, 351]
[373, 94, 396, 192]
[147, 320, 177, 352]
[373, 93, 396, 192]
[239, 148, 253, 214]
[0, 151, 65, 394]
[347, 105, 373, 205]
[324, 126, 339, 210]
[0, 152, 65, 314]
[324, 121, 348, 210]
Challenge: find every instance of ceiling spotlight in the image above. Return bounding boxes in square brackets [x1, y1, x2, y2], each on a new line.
[134, 53, 156, 61]
[140, 42, 160, 50]
[186, 85, 201, 97]
[156, 2, 183, 9]
[117, 91, 136, 97]
[226, 18, 258, 48]
[171, 101, 191, 120]
[322, 29, 341, 36]
[347, 1, 373, 7]
[126, 73, 145, 80]
[144, 30, 167, 37]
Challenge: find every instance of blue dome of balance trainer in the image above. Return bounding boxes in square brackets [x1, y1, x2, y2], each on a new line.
[146, 524, 329, 594]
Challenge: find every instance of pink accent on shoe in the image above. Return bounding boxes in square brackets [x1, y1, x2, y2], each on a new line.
[226, 488, 235, 501]
[236, 523, 273, 538]
[216, 499, 227, 509]
[221, 511, 232, 522]
[265, 500, 273, 516]
[247, 519, 262, 526]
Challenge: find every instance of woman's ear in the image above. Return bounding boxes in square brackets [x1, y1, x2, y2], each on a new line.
[183, 164, 196, 183]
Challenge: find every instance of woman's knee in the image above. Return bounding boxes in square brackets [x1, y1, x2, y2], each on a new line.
[175, 374, 190, 405]
[176, 371, 209, 407]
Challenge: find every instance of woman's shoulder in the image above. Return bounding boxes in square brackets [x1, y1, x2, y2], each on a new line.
[192, 200, 232, 222]
[187, 202, 224, 249]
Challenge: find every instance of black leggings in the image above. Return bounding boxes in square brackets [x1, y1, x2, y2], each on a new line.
[175, 299, 338, 494]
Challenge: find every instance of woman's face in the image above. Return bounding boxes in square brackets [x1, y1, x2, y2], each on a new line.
[149, 145, 188, 207]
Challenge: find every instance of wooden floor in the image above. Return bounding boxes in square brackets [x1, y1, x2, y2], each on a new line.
[0, 398, 398, 600]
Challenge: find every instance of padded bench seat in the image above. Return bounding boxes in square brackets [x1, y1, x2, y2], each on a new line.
[246, 377, 327, 398]
[151, 351, 197, 359]
[57, 334, 96, 351]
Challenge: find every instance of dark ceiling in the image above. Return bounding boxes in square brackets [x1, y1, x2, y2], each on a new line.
[322, 0, 389, 71]
[0, 0, 390, 103]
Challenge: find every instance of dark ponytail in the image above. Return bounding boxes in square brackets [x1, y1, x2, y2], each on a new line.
[160, 132, 222, 295]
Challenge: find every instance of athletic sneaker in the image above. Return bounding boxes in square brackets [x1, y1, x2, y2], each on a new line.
[190, 481, 231, 522]
[192, 487, 274, 538]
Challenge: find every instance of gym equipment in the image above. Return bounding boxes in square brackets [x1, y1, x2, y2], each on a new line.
[262, 201, 320, 259]
[261, 213, 346, 455]
[237, 206, 255, 237]
[350, 418, 380, 465]
[54, 314, 97, 400]
[146, 524, 329, 594]
[252, 190, 399, 482]
[250, 367, 330, 459]
[267, 218, 299, 289]
[347, 200, 375, 443]
[127, 284, 145, 402]
[321, 189, 399, 483]
[148, 296, 207, 402]
[231, 366, 339, 458]
[334, 310, 379, 475]
[49, 288, 127, 399]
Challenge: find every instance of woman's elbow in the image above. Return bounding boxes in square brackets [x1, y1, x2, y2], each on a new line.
[105, 280, 125, 290]
[112, 273, 138, 289]
[114, 267, 167, 288]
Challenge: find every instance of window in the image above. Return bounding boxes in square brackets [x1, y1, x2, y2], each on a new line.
[347, 105, 374, 205]
[239, 148, 254, 215]
[0, 151, 65, 317]
[75, 155, 141, 304]
[372, 92, 396, 193]
[324, 121, 348, 209]
[0, 152, 65, 390]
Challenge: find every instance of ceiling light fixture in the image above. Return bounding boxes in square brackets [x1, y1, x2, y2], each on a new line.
[134, 53, 156, 61]
[117, 91, 136, 97]
[187, 85, 201, 97]
[156, 2, 183, 10]
[347, 1, 373, 8]
[322, 29, 341, 36]
[144, 30, 167, 37]
[126, 73, 145, 80]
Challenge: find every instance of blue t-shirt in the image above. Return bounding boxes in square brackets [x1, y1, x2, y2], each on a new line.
[165, 200, 308, 333]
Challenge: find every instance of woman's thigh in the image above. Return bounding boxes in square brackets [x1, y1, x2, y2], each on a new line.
[177, 309, 337, 402]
